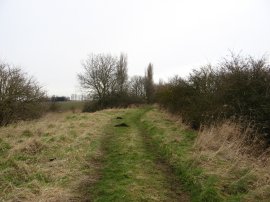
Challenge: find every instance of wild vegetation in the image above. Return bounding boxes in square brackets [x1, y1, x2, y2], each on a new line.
[0, 109, 114, 201]
[1, 106, 269, 201]
[78, 53, 270, 141]
[142, 107, 270, 201]
[155, 53, 270, 141]
[0, 61, 45, 126]
[1, 52, 270, 201]
[47, 100, 85, 113]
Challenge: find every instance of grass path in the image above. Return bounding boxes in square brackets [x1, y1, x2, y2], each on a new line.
[2, 107, 262, 201]
[90, 108, 189, 201]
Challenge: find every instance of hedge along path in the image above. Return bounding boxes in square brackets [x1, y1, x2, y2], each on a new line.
[90, 108, 190, 201]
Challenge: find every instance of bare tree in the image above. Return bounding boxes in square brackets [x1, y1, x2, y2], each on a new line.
[78, 54, 118, 100]
[129, 75, 145, 98]
[0, 62, 45, 126]
[115, 53, 128, 95]
[145, 63, 154, 103]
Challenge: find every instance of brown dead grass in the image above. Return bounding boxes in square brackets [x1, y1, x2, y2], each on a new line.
[147, 107, 270, 201]
[15, 138, 46, 155]
[194, 120, 270, 201]
[0, 109, 123, 201]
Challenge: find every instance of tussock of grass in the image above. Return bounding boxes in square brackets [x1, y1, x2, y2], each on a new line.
[195, 120, 268, 157]
[15, 138, 45, 155]
[21, 129, 33, 137]
[0, 138, 11, 155]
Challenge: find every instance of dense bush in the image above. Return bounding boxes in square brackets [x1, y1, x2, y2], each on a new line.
[48, 102, 61, 112]
[0, 62, 45, 125]
[155, 54, 270, 138]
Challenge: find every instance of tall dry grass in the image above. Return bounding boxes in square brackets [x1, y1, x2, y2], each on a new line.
[0, 109, 123, 201]
[194, 120, 270, 201]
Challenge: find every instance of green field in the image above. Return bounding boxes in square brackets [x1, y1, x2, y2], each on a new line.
[0, 107, 268, 201]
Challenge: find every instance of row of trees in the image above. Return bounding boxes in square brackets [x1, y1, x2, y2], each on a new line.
[3, 51, 269, 140]
[0, 62, 45, 126]
[78, 53, 154, 111]
[155, 53, 270, 139]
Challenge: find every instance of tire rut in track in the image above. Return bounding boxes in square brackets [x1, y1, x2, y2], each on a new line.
[89, 109, 190, 201]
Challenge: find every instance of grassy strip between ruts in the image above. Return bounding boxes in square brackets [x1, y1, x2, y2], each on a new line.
[90, 108, 189, 201]
[139, 107, 242, 202]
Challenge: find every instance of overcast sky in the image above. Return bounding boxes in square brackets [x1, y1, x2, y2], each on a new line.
[0, 0, 270, 96]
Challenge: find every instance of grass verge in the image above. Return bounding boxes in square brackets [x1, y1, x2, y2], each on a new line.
[140, 107, 270, 201]
[140, 107, 225, 201]
[0, 109, 116, 201]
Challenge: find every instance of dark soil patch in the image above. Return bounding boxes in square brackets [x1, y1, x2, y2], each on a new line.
[114, 123, 129, 127]
[49, 157, 56, 162]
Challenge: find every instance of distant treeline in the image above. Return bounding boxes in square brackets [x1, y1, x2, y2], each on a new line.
[50, 96, 70, 102]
